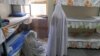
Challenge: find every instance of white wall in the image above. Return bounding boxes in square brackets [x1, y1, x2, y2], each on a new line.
[0, 4, 11, 18]
[47, 0, 54, 24]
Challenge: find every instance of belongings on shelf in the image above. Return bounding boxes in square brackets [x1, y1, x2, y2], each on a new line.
[67, 0, 74, 6]
[68, 21, 97, 37]
[0, 17, 9, 28]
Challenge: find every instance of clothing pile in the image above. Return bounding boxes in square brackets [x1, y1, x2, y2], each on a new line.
[22, 30, 45, 56]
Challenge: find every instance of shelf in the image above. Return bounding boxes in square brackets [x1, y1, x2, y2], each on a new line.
[68, 47, 100, 50]
[4, 14, 30, 27]
[0, 15, 30, 45]
[67, 33, 100, 49]
[66, 16, 100, 22]
[68, 33, 100, 42]
[66, 16, 100, 49]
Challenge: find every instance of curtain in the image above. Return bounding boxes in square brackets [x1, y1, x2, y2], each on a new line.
[47, 0, 68, 56]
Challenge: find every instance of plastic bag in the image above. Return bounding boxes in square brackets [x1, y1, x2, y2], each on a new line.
[22, 30, 45, 56]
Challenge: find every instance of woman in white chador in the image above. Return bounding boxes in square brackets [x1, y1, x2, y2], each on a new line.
[47, 0, 68, 56]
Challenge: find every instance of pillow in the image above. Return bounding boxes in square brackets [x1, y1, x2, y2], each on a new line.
[9, 12, 26, 17]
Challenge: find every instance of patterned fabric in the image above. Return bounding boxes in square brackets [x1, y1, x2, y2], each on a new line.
[68, 41, 100, 49]
[60, 0, 100, 7]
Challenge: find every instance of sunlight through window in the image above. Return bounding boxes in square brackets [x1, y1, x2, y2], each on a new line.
[24, 0, 47, 18]
[31, 4, 47, 17]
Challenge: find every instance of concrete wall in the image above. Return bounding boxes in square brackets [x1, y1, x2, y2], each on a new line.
[0, 4, 11, 18]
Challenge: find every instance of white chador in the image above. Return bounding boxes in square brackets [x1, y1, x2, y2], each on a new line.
[47, 0, 68, 56]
